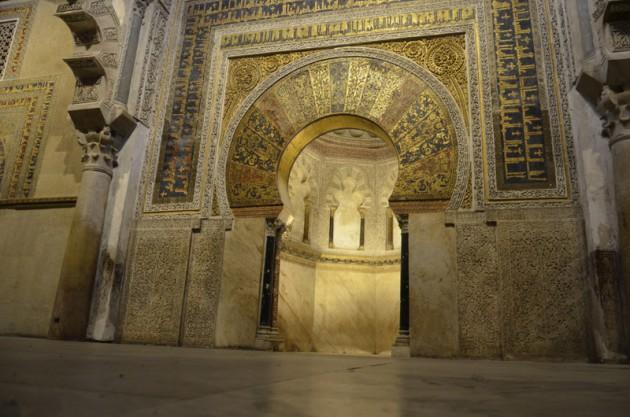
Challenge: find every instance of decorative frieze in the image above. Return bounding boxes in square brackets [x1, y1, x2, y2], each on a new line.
[134, 4, 169, 123]
[0, 78, 56, 199]
[0, 20, 17, 79]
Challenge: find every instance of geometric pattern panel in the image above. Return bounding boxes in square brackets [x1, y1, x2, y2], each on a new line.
[227, 56, 459, 208]
[0, 78, 56, 199]
[0, 3, 34, 80]
[0, 20, 17, 79]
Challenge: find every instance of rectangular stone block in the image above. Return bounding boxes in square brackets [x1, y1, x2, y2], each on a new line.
[215, 217, 265, 348]
[409, 212, 459, 357]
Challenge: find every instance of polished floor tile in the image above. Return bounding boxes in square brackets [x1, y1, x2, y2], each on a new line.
[0, 337, 628, 417]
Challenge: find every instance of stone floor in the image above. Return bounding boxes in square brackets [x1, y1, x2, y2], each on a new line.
[0, 337, 629, 417]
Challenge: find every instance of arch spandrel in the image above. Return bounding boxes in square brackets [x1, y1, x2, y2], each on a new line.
[225, 53, 467, 213]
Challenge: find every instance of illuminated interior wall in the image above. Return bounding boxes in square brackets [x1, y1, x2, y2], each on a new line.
[277, 134, 402, 355]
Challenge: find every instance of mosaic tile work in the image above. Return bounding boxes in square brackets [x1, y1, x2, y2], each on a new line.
[0, 3, 34, 80]
[0, 78, 56, 199]
[226, 56, 458, 208]
[491, 0, 554, 187]
[154, 0, 415, 204]
[154, 0, 560, 205]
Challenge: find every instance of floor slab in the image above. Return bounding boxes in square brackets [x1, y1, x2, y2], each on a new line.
[0, 337, 629, 417]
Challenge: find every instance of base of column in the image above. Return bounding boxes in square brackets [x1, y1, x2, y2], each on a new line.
[254, 326, 285, 351]
[391, 331, 410, 358]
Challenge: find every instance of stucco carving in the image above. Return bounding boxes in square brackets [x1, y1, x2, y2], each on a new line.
[181, 219, 225, 347]
[121, 218, 191, 345]
[456, 219, 501, 358]
[498, 212, 587, 358]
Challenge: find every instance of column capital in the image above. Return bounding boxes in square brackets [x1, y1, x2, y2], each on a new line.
[77, 127, 118, 176]
[396, 213, 409, 233]
[132, 0, 152, 18]
[265, 217, 286, 237]
[599, 86, 630, 147]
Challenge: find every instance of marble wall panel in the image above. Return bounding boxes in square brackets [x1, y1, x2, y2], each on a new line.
[182, 219, 225, 348]
[372, 268, 400, 354]
[409, 212, 459, 357]
[278, 256, 316, 352]
[311, 263, 399, 355]
[121, 219, 191, 345]
[215, 217, 265, 348]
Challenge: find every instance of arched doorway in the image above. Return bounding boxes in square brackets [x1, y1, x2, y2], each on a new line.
[279, 125, 401, 354]
[214, 50, 469, 354]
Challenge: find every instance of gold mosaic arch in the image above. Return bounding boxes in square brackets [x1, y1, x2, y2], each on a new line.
[225, 53, 466, 214]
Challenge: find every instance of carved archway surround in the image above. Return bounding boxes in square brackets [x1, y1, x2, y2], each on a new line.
[138, 0, 578, 217]
[221, 47, 471, 218]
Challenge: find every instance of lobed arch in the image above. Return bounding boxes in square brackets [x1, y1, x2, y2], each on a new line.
[219, 46, 471, 220]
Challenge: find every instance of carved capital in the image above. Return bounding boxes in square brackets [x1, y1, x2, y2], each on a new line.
[599, 86, 630, 146]
[77, 127, 118, 175]
[133, 0, 152, 18]
[396, 213, 409, 234]
[265, 217, 286, 237]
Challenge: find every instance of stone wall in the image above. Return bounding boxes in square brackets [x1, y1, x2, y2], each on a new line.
[0, 1, 80, 337]
[0, 207, 74, 335]
[409, 208, 590, 360]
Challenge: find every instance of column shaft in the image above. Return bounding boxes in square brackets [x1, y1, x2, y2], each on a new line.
[50, 129, 117, 340]
[50, 174, 111, 339]
[610, 137, 630, 346]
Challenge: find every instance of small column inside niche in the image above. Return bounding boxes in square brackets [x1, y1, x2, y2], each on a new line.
[302, 198, 311, 244]
[392, 213, 410, 357]
[254, 218, 285, 351]
[328, 206, 337, 248]
[359, 207, 366, 250]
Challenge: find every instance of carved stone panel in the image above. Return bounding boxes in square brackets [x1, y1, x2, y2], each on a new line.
[497, 211, 588, 359]
[121, 219, 191, 345]
[181, 219, 225, 348]
[455, 218, 501, 358]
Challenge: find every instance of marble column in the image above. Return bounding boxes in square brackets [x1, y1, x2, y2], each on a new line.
[328, 206, 336, 248]
[600, 87, 630, 347]
[255, 218, 286, 350]
[392, 213, 410, 357]
[116, 0, 150, 105]
[50, 128, 119, 340]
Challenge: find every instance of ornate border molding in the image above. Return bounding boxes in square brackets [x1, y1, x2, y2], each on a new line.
[137, 0, 579, 219]
[216, 46, 472, 218]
